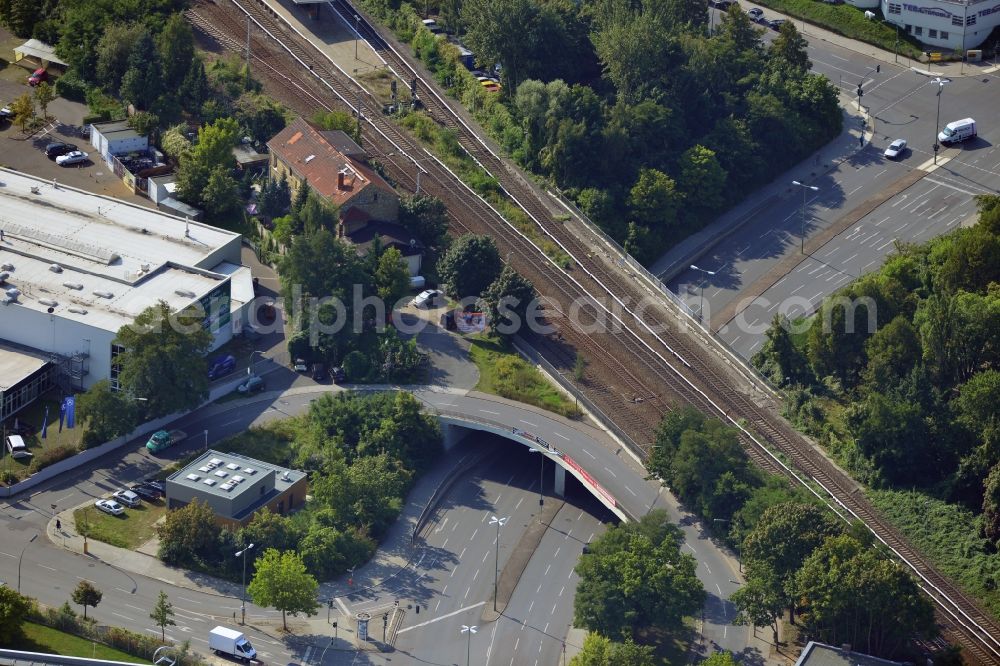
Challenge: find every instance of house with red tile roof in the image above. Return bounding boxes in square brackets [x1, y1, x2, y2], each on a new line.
[266, 117, 399, 235]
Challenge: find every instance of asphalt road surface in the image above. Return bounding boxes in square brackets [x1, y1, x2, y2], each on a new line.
[668, 29, 1000, 358]
[1, 384, 747, 664]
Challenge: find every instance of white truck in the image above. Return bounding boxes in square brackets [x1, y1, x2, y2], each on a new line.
[938, 118, 977, 144]
[208, 626, 257, 662]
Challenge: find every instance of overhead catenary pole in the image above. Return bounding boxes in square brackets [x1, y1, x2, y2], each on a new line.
[791, 181, 819, 253]
[246, 14, 252, 91]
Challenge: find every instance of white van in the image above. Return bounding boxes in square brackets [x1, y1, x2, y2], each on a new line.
[5, 435, 31, 459]
[938, 118, 976, 144]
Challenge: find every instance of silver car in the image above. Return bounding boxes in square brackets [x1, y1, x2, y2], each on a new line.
[95, 499, 125, 516]
[56, 150, 89, 166]
[883, 138, 907, 159]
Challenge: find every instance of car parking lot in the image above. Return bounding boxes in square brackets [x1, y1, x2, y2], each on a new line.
[0, 78, 150, 206]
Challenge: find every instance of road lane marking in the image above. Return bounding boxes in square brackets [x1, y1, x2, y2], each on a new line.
[460, 547, 467, 559]
[544, 564, 551, 576]
[551, 603, 557, 616]
[443, 537, 449, 548]
[465, 587, 470, 599]
[528, 600, 534, 613]
[303, 646, 313, 664]
[479, 409, 500, 415]
[515, 498, 523, 511]
[177, 597, 202, 605]
[581, 449, 596, 459]
[470, 529, 478, 541]
[717, 583, 723, 595]
[705, 563, 712, 574]
[559, 586, 565, 597]
[554, 547, 560, 557]
[473, 568, 480, 581]
[625, 485, 637, 497]
[603, 467, 617, 478]
[0, 552, 15, 558]
[519, 420, 538, 427]
[396, 601, 486, 634]
[111, 612, 132, 621]
[536, 583, 542, 593]
[124, 603, 145, 612]
[554, 432, 569, 441]
[483, 552, 489, 563]
[39, 564, 57, 572]
[435, 599, 441, 612]
[434, 517, 449, 533]
[336, 597, 350, 616]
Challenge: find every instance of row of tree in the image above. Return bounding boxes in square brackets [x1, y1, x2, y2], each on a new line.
[157, 391, 442, 582]
[646, 407, 936, 657]
[753, 195, 1000, 542]
[412, 0, 842, 262]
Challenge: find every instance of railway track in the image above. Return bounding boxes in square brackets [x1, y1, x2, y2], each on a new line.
[187, 1, 1000, 662]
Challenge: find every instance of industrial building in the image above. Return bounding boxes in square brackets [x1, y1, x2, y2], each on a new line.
[0, 167, 255, 415]
[165, 450, 307, 526]
[854, 0, 1000, 50]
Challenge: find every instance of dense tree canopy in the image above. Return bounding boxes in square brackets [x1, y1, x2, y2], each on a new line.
[574, 511, 704, 639]
[437, 233, 502, 298]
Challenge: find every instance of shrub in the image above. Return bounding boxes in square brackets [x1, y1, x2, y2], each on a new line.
[30, 445, 79, 473]
[343, 350, 371, 380]
[54, 70, 88, 102]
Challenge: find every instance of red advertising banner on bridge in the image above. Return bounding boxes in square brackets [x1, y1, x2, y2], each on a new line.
[562, 455, 616, 508]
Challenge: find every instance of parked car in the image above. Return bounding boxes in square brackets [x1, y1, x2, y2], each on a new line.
[237, 375, 265, 394]
[142, 479, 167, 495]
[311, 363, 327, 382]
[208, 354, 237, 380]
[0, 106, 13, 119]
[330, 366, 346, 383]
[747, 7, 764, 20]
[28, 68, 48, 86]
[709, 0, 736, 8]
[45, 143, 76, 159]
[130, 484, 161, 501]
[56, 150, 89, 166]
[293, 358, 309, 372]
[767, 17, 786, 29]
[883, 138, 907, 159]
[95, 499, 125, 516]
[146, 429, 187, 453]
[112, 489, 141, 508]
[5, 435, 31, 459]
[412, 289, 442, 308]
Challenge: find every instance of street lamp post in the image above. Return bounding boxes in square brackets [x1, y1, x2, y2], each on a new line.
[931, 77, 950, 165]
[489, 516, 508, 612]
[249, 350, 266, 377]
[791, 181, 819, 253]
[204, 429, 209, 452]
[354, 15, 361, 60]
[461, 625, 477, 666]
[17, 533, 37, 594]
[689, 264, 716, 323]
[236, 543, 255, 625]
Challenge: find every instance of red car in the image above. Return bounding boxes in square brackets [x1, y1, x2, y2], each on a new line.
[28, 68, 48, 86]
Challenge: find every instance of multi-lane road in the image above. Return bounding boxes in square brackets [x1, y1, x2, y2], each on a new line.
[1, 381, 748, 665]
[668, 25, 999, 359]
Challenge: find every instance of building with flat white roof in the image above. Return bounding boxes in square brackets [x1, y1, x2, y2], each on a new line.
[0, 167, 255, 398]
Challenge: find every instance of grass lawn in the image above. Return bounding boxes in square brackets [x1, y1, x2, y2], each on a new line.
[74, 501, 167, 550]
[469, 335, 581, 419]
[15, 622, 151, 663]
[3, 392, 86, 482]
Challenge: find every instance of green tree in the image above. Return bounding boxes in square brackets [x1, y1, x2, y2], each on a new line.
[158, 13, 195, 88]
[149, 590, 176, 641]
[239, 509, 297, 556]
[71, 580, 102, 619]
[915, 287, 1000, 389]
[176, 118, 241, 205]
[768, 21, 811, 73]
[95, 23, 145, 93]
[311, 109, 359, 141]
[260, 172, 292, 219]
[127, 111, 160, 140]
[677, 144, 727, 213]
[115, 301, 212, 418]
[741, 502, 841, 623]
[156, 499, 219, 567]
[374, 247, 410, 308]
[312, 453, 414, 536]
[437, 234, 502, 298]
[76, 379, 139, 448]
[845, 391, 936, 485]
[399, 194, 450, 270]
[161, 123, 191, 160]
[0, 586, 31, 645]
[861, 315, 921, 392]
[179, 57, 210, 110]
[574, 511, 704, 639]
[703, 652, 739, 666]
[983, 464, 1000, 546]
[119, 31, 162, 110]
[731, 574, 784, 643]
[10, 92, 33, 132]
[33, 81, 56, 119]
[627, 168, 680, 233]
[796, 534, 935, 656]
[569, 633, 656, 666]
[247, 549, 319, 630]
[480, 266, 536, 337]
[752, 315, 811, 386]
[201, 166, 242, 219]
[233, 92, 287, 142]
